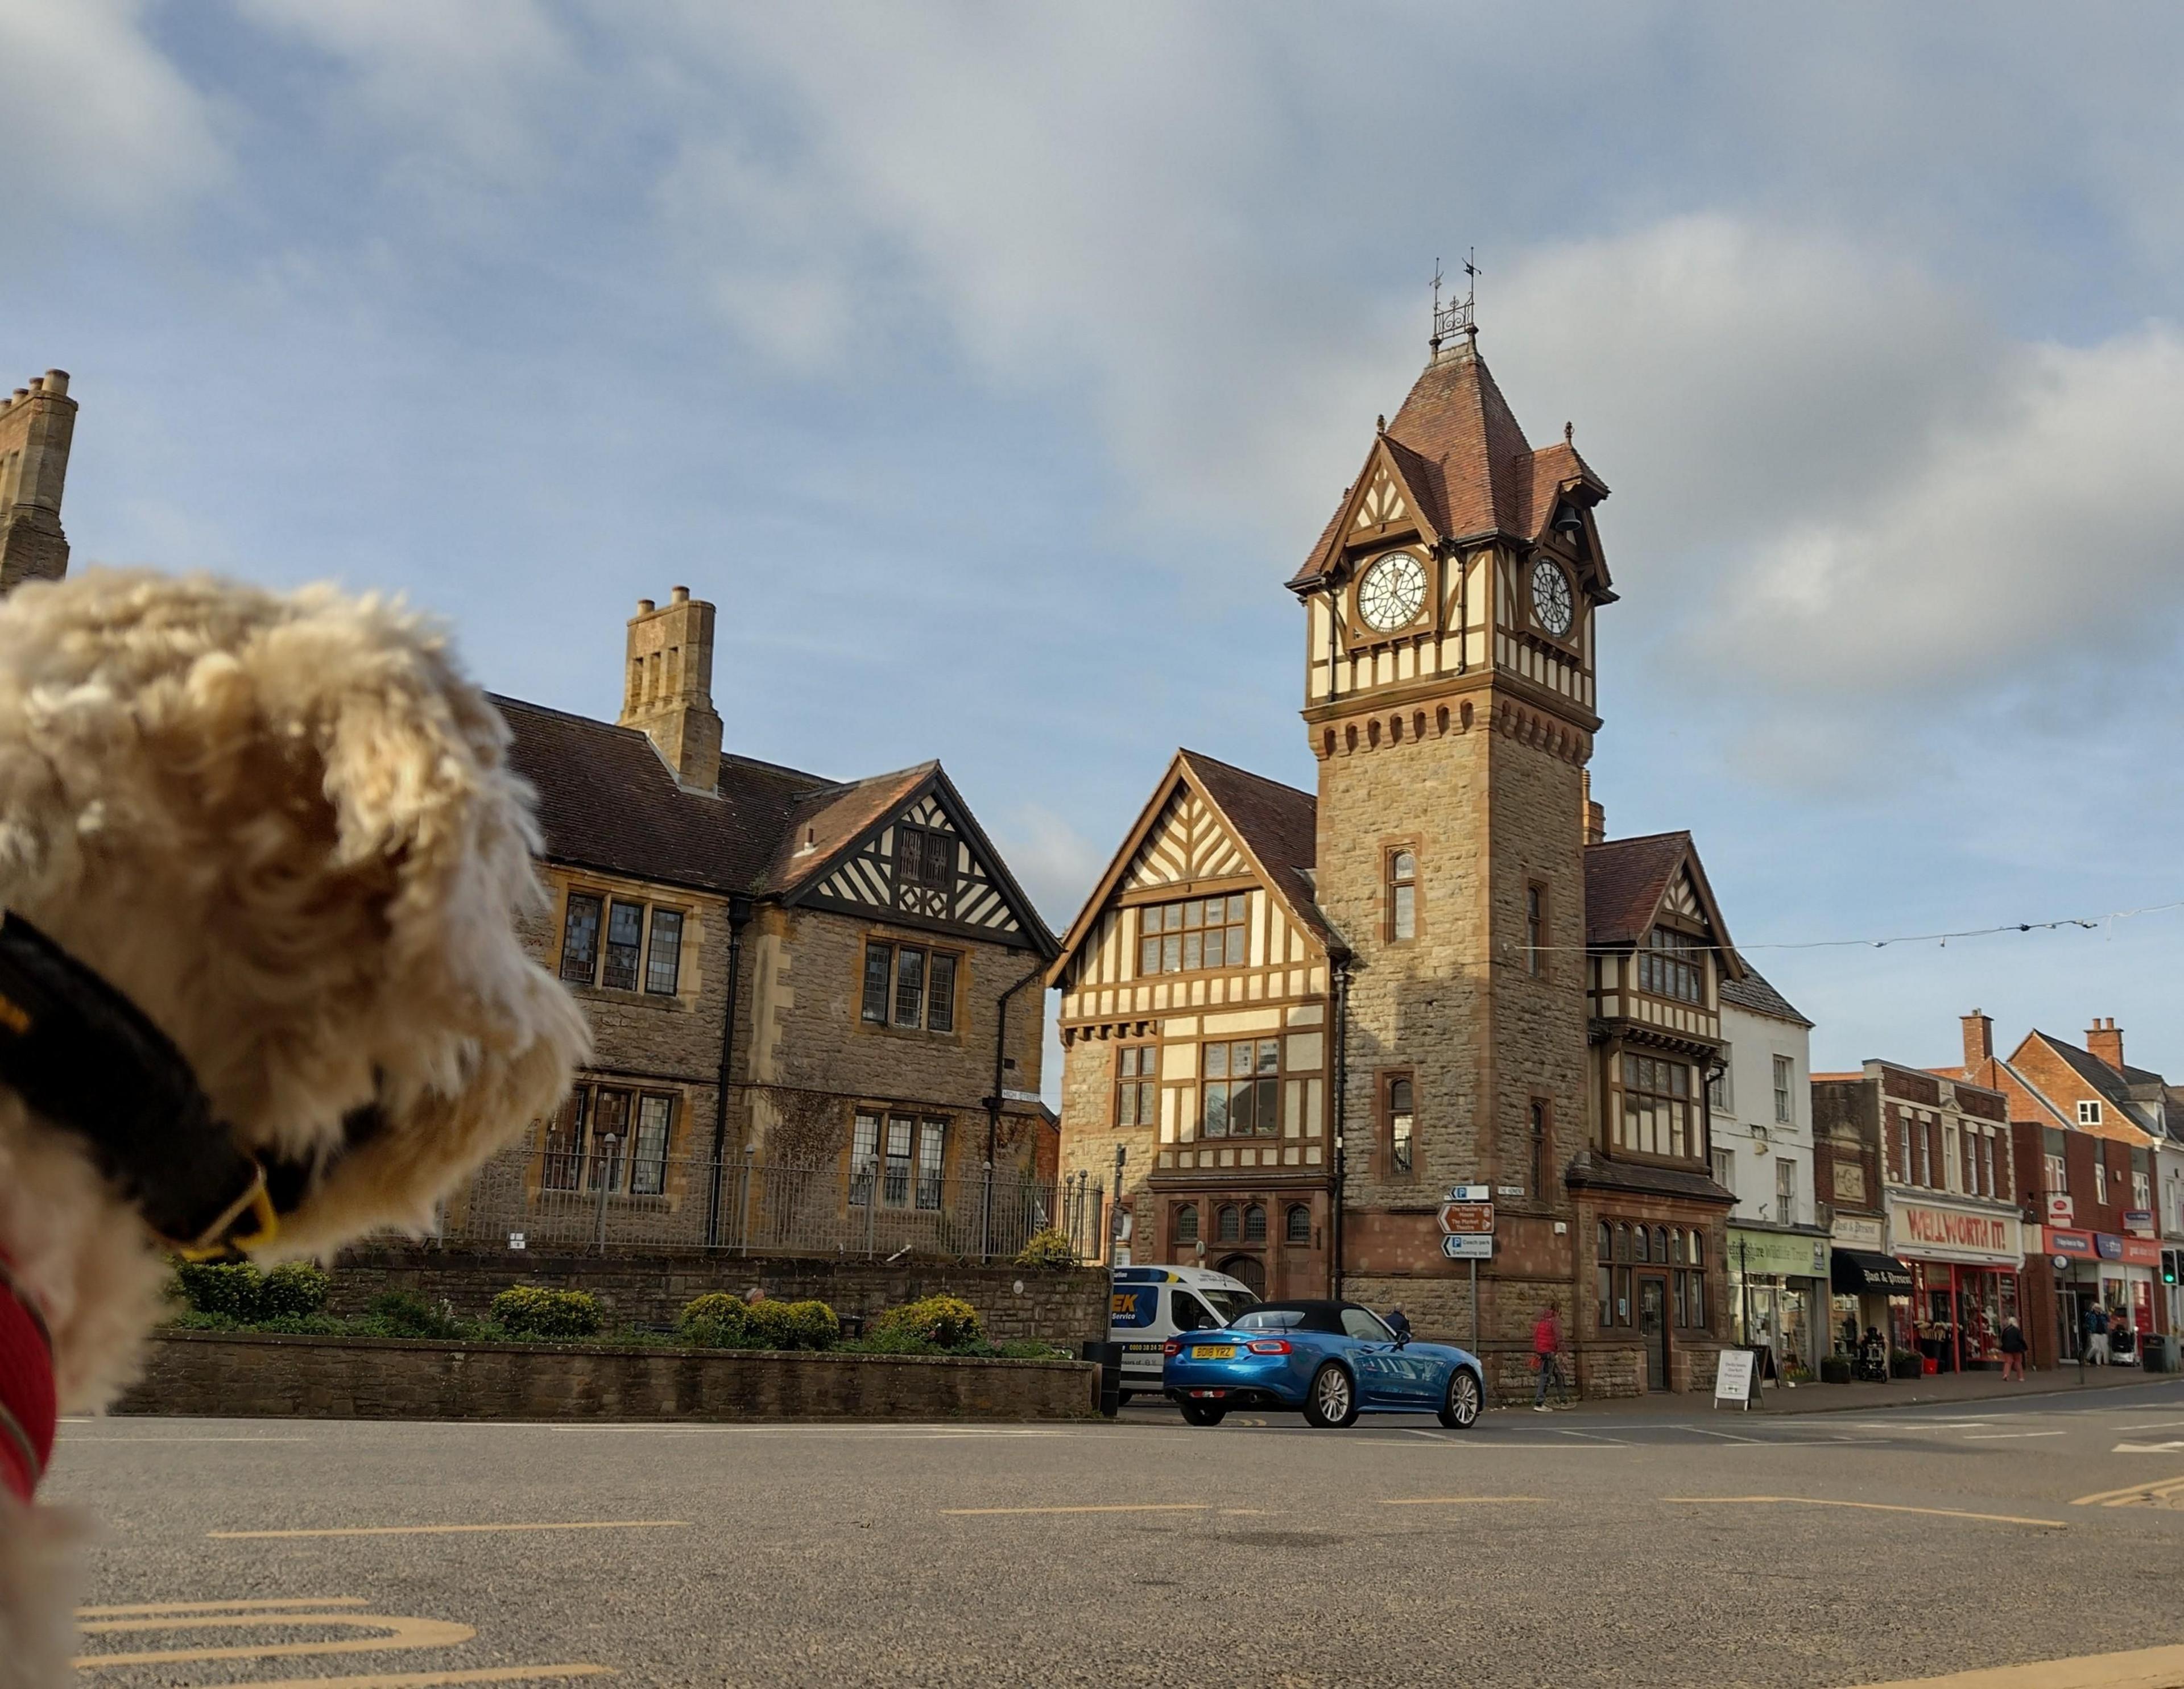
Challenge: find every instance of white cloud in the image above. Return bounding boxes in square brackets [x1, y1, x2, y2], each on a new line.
[0, 0, 225, 223]
[990, 803, 1106, 933]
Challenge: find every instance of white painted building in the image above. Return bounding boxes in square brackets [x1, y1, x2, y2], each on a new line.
[1709, 966, 1827, 1374]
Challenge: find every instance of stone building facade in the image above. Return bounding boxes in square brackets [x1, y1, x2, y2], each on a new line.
[0, 369, 75, 591]
[464, 587, 1058, 1256]
[1051, 320, 1752, 1396]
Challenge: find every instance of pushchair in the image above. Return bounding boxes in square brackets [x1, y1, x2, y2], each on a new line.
[1854, 1330, 1889, 1382]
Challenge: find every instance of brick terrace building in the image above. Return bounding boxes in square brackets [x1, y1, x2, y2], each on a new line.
[1811, 1058, 2020, 1373]
[1049, 320, 1753, 1397]
[1955, 1013, 2180, 1368]
[475, 587, 1059, 1253]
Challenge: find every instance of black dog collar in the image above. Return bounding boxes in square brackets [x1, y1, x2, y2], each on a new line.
[0, 913, 278, 1260]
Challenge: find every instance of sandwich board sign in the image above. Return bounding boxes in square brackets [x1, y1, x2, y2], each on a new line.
[1713, 1347, 1760, 1411]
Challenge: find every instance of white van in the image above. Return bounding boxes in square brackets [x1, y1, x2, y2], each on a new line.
[1110, 1265, 1260, 1401]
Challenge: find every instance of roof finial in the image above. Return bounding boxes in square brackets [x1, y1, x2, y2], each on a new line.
[1429, 247, 1479, 357]
[1563, 420, 1574, 445]
[1376, 413, 1386, 434]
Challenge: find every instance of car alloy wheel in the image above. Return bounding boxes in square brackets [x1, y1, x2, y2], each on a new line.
[1303, 1362, 1358, 1428]
[1439, 1368, 1482, 1430]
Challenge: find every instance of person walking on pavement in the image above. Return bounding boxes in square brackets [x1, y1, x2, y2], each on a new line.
[1532, 1302, 1569, 1410]
[2084, 1301, 2109, 1365]
[1999, 1315, 2027, 1381]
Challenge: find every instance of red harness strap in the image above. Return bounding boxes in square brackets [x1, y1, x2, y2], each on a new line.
[0, 1250, 55, 1504]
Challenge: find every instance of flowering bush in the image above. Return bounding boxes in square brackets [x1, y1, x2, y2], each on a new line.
[1012, 1229, 1077, 1271]
[678, 1294, 838, 1350]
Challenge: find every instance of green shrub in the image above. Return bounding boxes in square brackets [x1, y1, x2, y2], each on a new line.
[1819, 1355, 1852, 1385]
[1891, 1350, 1925, 1380]
[850, 1326, 938, 1355]
[257, 1262, 331, 1320]
[175, 1261, 264, 1320]
[677, 1293, 752, 1348]
[253, 1313, 346, 1336]
[869, 1294, 983, 1351]
[367, 1290, 458, 1339]
[489, 1285, 602, 1339]
[783, 1299, 838, 1350]
[1012, 1228, 1077, 1271]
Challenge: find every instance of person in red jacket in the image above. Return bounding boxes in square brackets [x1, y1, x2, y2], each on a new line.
[1532, 1302, 1570, 1410]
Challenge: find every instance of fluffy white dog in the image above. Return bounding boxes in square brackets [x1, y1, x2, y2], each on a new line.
[0, 570, 588, 1686]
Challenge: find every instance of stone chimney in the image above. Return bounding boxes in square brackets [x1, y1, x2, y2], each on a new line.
[1581, 769, 1606, 846]
[2087, 1017, 2125, 1073]
[1961, 1009, 1994, 1071]
[618, 585, 723, 793]
[0, 370, 76, 591]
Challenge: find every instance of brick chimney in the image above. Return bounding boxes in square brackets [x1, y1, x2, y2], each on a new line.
[0, 370, 76, 591]
[1582, 769, 1606, 846]
[1961, 1009, 1994, 1071]
[618, 586, 723, 792]
[2087, 1017, 2125, 1073]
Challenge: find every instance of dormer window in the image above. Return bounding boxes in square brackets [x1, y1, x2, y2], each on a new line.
[1637, 928, 1706, 1004]
[2079, 1100, 2103, 1126]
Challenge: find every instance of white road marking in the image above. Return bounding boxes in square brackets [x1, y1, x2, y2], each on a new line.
[1963, 1431, 2066, 1440]
[2111, 1440, 2184, 1453]
[63, 1435, 314, 1443]
[209, 1520, 686, 1539]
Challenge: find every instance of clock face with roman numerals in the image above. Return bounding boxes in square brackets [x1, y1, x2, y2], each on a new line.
[1358, 551, 1427, 632]
[1531, 558, 1574, 637]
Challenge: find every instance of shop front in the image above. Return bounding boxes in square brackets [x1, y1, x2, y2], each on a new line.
[1887, 1196, 2022, 1374]
[1727, 1226, 1829, 1378]
[2044, 1227, 2163, 1356]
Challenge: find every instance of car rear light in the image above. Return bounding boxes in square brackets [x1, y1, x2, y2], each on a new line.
[1163, 1339, 1181, 1357]
[1246, 1339, 1292, 1356]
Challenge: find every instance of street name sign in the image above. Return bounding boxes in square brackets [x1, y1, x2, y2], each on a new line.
[1441, 1233, 1492, 1260]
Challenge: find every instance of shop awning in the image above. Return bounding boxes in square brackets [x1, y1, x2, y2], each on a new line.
[1832, 1250, 1914, 1294]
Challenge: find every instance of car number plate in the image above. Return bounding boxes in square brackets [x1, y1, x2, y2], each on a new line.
[1194, 1344, 1236, 1360]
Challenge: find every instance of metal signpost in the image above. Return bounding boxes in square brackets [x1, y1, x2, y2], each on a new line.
[1440, 1186, 1495, 1356]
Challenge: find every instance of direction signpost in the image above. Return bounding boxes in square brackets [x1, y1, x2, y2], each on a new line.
[1438, 1189, 1495, 1353]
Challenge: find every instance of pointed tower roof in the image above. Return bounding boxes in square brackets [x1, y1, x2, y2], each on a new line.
[1290, 336, 1612, 591]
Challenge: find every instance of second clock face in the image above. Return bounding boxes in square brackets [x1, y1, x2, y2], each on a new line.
[1358, 551, 1427, 632]
[1531, 558, 1574, 637]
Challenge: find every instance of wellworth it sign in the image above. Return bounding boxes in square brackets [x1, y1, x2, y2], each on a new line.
[1887, 1197, 2021, 1267]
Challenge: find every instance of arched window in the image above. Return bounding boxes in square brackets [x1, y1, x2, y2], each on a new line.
[1387, 849, 1417, 941]
[1616, 1221, 1630, 1262]
[1689, 1231, 1703, 1268]
[1632, 1224, 1651, 1264]
[1217, 1204, 1242, 1243]
[1670, 1227, 1685, 1265]
[1387, 1075, 1415, 1174]
[1286, 1203, 1312, 1244]
[1174, 1203, 1199, 1244]
[1244, 1204, 1267, 1243]
[1654, 1226, 1670, 1265]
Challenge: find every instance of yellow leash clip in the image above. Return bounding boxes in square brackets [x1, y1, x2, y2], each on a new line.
[172, 1166, 282, 1262]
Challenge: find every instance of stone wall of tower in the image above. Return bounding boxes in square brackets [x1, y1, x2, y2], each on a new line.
[0, 370, 75, 592]
[619, 586, 725, 790]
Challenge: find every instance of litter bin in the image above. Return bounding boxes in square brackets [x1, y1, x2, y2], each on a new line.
[2143, 1334, 2176, 1373]
[1081, 1340, 1123, 1416]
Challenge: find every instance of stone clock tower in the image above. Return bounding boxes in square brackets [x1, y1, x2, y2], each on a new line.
[1287, 312, 1615, 1337]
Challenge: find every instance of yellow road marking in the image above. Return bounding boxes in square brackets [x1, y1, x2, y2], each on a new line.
[78, 1597, 367, 1616]
[73, 1612, 471, 1668]
[1665, 1496, 2063, 1529]
[1844, 1641, 2184, 1687]
[176, 1670, 613, 1689]
[1379, 1496, 1549, 1505]
[2071, 1473, 2184, 1508]
[943, 1503, 1210, 1517]
[208, 1520, 686, 1539]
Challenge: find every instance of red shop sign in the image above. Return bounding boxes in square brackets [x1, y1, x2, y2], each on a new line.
[2120, 1237, 2164, 1267]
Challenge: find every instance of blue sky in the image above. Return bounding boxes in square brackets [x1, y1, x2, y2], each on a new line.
[6, 2, 2184, 1083]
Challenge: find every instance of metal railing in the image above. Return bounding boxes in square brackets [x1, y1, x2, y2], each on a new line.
[426, 1145, 1106, 1262]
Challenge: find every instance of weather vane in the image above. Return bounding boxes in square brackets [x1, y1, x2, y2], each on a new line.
[1430, 248, 1479, 353]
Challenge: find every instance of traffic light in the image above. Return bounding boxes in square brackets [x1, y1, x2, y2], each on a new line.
[2164, 1250, 2179, 1288]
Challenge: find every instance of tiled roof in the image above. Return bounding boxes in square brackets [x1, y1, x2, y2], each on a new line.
[1719, 962, 1811, 1028]
[1290, 344, 1612, 587]
[757, 762, 936, 896]
[1583, 831, 1691, 947]
[2029, 1033, 2168, 1143]
[1177, 750, 1331, 949]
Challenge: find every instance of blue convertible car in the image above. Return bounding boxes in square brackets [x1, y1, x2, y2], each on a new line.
[1163, 1300, 1486, 1429]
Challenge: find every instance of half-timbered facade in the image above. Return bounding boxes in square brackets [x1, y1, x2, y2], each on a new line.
[466, 586, 1057, 1255]
[1053, 317, 1743, 1394]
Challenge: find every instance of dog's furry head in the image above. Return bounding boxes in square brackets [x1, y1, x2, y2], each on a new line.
[0, 569, 587, 1405]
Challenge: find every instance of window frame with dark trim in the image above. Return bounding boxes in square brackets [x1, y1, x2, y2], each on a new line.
[1115, 1044, 1157, 1128]
[539, 1081, 677, 1197]
[1635, 926, 1705, 1005]
[557, 888, 690, 999]
[1616, 1053, 1699, 1161]
[1529, 1098, 1552, 1201]
[1525, 881, 1548, 977]
[849, 1110, 948, 1211]
[1200, 1037, 1280, 1139]
[858, 937, 961, 1035]
[1136, 894, 1250, 976]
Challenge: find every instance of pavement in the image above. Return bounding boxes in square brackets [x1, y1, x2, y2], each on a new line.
[46, 1376, 2184, 1689]
[1542, 1359, 2170, 1418]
